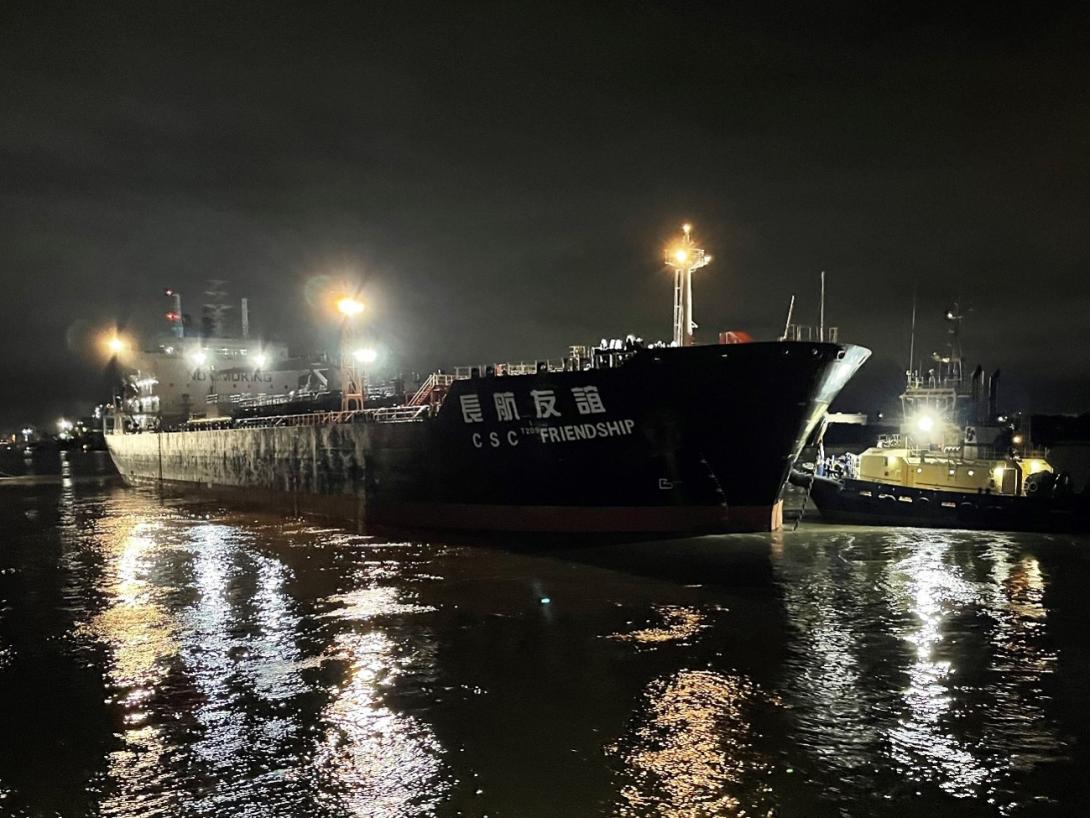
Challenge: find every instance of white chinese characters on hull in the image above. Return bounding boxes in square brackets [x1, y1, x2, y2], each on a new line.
[460, 385, 608, 424]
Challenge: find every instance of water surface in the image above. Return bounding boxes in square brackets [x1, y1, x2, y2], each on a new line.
[1, 451, 1088, 816]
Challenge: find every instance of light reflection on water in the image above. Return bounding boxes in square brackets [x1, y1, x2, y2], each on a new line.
[55, 492, 450, 817]
[774, 528, 1068, 811]
[313, 578, 447, 815]
[610, 669, 776, 817]
[1, 470, 1087, 816]
[314, 629, 447, 816]
[609, 604, 708, 645]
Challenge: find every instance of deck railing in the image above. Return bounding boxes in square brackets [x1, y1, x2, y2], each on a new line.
[174, 404, 430, 433]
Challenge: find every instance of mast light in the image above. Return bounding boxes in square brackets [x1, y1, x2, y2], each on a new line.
[664, 223, 712, 347]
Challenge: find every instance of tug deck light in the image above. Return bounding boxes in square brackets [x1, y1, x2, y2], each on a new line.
[915, 414, 935, 433]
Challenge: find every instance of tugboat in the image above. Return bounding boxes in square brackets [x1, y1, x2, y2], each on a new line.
[801, 304, 1089, 532]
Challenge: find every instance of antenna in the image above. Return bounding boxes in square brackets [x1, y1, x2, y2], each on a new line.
[907, 285, 917, 382]
[945, 300, 964, 384]
[780, 294, 795, 341]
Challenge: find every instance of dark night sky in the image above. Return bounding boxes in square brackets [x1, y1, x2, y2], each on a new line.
[3, 1, 1089, 428]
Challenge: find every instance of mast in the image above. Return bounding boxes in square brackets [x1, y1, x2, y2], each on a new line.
[665, 223, 712, 346]
[819, 270, 825, 342]
[907, 286, 917, 384]
[944, 300, 964, 385]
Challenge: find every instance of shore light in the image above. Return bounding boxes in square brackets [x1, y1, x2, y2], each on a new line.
[337, 296, 365, 317]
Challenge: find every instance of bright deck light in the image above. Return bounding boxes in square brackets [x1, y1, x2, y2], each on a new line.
[188, 349, 207, 366]
[353, 347, 378, 364]
[107, 336, 125, 354]
[253, 352, 268, 368]
[915, 414, 935, 433]
[337, 297, 365, 317]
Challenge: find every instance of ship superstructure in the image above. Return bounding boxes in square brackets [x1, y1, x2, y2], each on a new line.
[118, 286, 330, 428]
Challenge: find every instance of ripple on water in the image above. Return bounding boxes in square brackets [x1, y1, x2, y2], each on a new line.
[775, 527, 1069, 809]
[609, 604, 708, 646]
[609, 668, 778, 817]
[56, 497, 452, 818]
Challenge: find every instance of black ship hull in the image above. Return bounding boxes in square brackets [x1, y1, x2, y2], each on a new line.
[803, 473, 1090, 533]
[107, 342, 869, 535]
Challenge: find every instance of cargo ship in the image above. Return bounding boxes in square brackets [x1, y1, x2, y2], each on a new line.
[105, 227, 870, 535]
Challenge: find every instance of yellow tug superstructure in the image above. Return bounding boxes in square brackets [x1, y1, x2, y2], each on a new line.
[856, 446, 1050, 497]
